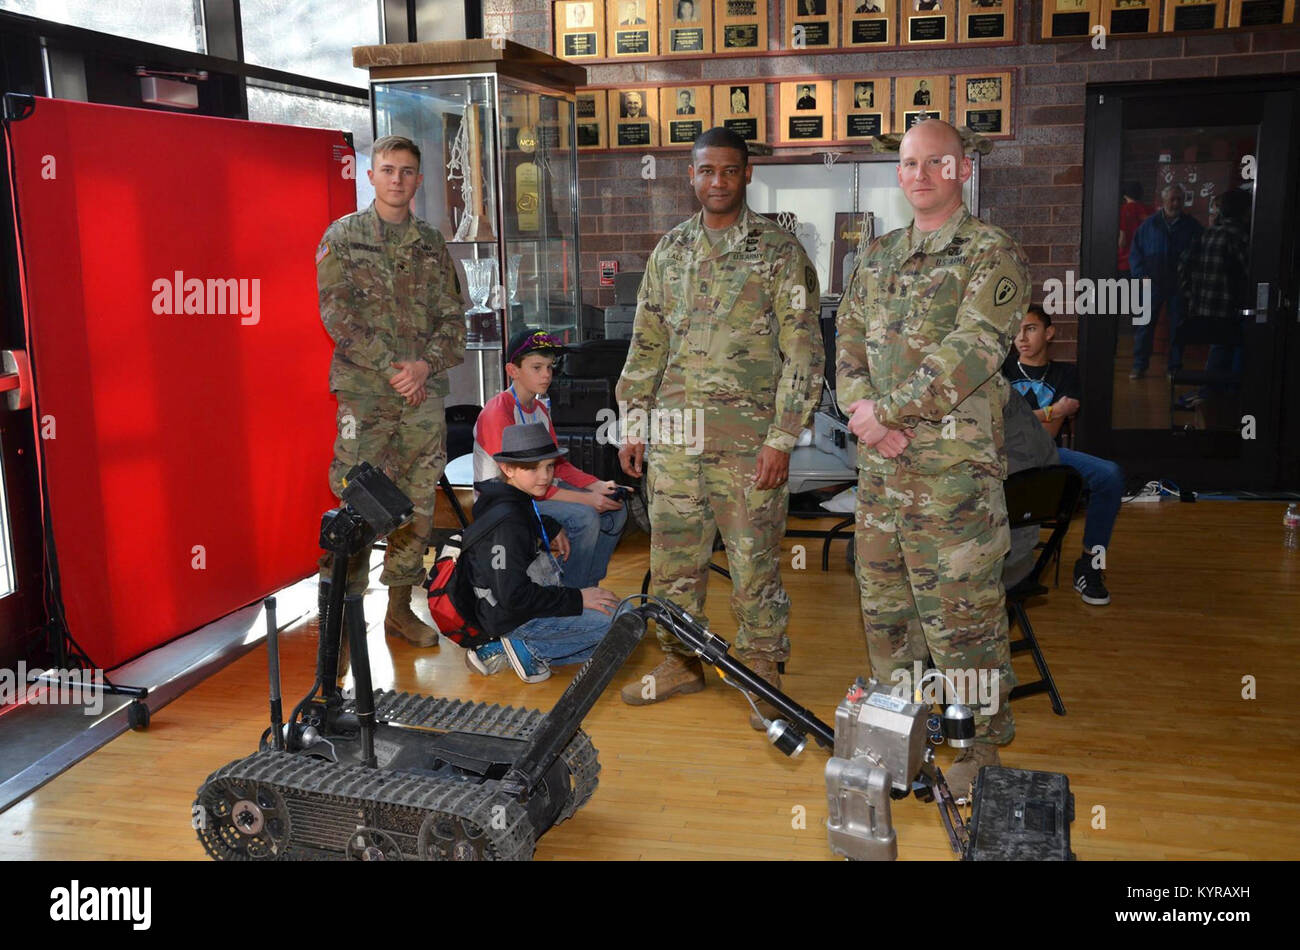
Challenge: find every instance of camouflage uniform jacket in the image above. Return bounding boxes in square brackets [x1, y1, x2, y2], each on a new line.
[836, 205, 1030, 477]
[317, 202, 465, 397]
[617, 206, 824, 453]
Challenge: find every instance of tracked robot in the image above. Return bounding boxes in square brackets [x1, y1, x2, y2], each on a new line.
[193, 464, 1072, 861]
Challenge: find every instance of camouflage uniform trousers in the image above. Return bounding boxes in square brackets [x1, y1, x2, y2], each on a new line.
[853, 463, 1016, 744]
[322, 391, 446, 590]
[647, 446, 791, 661]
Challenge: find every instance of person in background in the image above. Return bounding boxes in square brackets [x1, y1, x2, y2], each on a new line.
[1117, 180, 1152, 276]
[1002, 305, 1124, 606]
[1128, 184, 1201, 379]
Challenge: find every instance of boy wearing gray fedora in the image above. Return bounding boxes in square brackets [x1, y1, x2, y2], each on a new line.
[454, 423, 621, 682]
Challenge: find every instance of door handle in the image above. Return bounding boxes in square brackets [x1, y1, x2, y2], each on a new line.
[1, 349, 32, 410]
[1240, 283, 1271, 323]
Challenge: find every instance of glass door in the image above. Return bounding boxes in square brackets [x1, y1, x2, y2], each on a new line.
[1080, 78, 1300, 491]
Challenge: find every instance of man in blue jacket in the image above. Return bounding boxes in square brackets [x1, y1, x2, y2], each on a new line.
[1128, 184, 1202, 379]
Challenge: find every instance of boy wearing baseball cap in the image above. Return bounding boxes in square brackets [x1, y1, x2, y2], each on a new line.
[473, 329, 627, 588]
[456, 423, 621, 682]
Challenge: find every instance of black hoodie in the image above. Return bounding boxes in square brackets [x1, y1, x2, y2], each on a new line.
[450, 478, 583, 640]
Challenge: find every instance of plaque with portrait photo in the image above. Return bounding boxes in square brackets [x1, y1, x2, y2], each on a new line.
[714, 0, 769, 51]
[1103, 0, 1156, 34]
[659, 86, 713, 147]
[712, 83, 768, 143]
[903, 0, 954, 44]
[576, 89, 608, 150]
[1040, 0, 1098, 37]
[894, 75, 948, 132]
[842, 0, 896, 47]
[836, 78, 890, 141]
[608, 88, 660, 148]
[786, 0, 837, 48]
[556, 0, 605, 57]
[661, 0, 714, 53]
[779, 80, 832, 144]
[606, 0, 658, 55]
[1228, 0, 1295, 26]
[958, 0, 1014, 41]
[1164, 0, 1225, 29]
[956, 71, 1011, 138]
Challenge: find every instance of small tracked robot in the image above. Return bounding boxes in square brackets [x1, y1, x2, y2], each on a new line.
[193, 463, 645, 861]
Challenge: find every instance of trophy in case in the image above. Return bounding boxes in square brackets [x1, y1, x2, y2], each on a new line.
[461, 257, 500, 347]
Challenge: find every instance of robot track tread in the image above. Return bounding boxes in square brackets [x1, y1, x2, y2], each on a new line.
[195, 749, 537, 860]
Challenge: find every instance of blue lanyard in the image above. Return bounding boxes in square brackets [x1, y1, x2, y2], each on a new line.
[509, 385, 541, 424]
[530, 499, 551, 549]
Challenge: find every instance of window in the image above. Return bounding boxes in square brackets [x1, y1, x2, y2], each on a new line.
[246, 84, 373, 209]
[0, 0, 205, 52]
[240, 0, 380, 88]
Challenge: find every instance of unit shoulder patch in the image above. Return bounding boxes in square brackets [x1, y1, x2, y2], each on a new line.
[994, 276, 1018, 307]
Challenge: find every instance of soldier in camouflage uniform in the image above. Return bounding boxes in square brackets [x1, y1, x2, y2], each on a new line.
[837, 119, 1030, 799]
[317, 135, 465, 655]
[616, 127, 823, 727]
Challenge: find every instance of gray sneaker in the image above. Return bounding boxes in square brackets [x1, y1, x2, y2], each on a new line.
[465, 641, 509, 676]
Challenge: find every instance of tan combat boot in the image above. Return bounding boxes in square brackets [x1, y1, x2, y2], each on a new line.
[742, 656, 783, 731]
[620, 653, 705, 705]
[383, 585, 440, 648]
[944, 742, 1002, 804]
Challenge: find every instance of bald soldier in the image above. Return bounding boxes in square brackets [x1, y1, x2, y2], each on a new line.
[617, 127, 823, 726]
[837, 119, 1031, 798]
[316, 134, 465, 657]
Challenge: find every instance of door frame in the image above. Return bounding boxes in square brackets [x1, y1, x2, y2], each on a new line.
[1079, 74, 1300, 492]
[1, 108, 49, 669]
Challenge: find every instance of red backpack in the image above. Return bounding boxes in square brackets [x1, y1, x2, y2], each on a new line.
[424, 506, 514, 648]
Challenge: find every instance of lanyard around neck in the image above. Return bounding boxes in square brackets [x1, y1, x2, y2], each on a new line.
[530, 499, 551, 549]
[509, 384, 541, 423]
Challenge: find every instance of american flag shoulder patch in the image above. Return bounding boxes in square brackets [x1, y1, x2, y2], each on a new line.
[315, 242, 331, 265]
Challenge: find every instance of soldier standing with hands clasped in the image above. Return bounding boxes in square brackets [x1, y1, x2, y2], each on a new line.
[616, 127, 823, 728]
[837, 119, 1030, 798]
[316, 135, 466, 657]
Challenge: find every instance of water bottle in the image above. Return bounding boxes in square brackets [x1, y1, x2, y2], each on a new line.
[1285, 504, 1300, 552]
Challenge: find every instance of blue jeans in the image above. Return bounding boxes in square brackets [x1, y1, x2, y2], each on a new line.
[1201, 343, 1244, 398]
[1132, 287, 1186, 373]
[537, 487, 628, 588]
[506, 607, 616, 666]
[1058, 448, 1123, 554]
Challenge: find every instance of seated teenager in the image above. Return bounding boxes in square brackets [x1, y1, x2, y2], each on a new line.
[474, 329, 627, 588]
[458, 423, 621, 683]
[1002, 304, 1124, 606]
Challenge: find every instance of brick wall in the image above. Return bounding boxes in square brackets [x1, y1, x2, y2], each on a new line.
[484, 1, 1300, 360]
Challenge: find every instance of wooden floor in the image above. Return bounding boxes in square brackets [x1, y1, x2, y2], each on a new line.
[2, 500, 1298, 860]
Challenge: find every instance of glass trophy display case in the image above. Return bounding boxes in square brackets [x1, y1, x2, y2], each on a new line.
[355, 40, 587, 401]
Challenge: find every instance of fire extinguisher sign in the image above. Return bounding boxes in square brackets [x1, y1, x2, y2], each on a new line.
[599, 260, 618, 286]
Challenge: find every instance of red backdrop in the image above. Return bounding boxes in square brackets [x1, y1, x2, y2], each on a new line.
[9, 98, 355, 668]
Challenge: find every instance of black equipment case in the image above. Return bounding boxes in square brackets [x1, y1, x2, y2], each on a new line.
[964, 766, 1076, 861]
